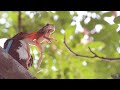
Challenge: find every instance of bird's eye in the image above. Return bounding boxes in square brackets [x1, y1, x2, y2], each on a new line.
[47, 29, 52, 33]
[47, 30, 50, 33]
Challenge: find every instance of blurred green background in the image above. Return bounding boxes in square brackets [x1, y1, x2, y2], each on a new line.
[0, 11, 120, 79]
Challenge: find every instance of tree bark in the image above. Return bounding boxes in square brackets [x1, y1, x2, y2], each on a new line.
[0, 46, 36, 79]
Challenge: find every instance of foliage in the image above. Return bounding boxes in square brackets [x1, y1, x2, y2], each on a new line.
[0, 11, 120, 79]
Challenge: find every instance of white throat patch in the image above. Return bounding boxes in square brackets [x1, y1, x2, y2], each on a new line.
[16, 40, 29, 60]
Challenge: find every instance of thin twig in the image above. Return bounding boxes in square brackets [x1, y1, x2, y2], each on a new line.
[64, 35, 96, 58]
[64, 35, 120, 60]
[88, 47, 97, 57]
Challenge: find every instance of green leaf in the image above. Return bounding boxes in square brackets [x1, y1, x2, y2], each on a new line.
[102, 12, 112, 17]
[87, 41, 105, 49]
[114, 16, 120, 24]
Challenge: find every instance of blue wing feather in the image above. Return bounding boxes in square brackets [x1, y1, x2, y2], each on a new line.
[5, 40, 13, 52]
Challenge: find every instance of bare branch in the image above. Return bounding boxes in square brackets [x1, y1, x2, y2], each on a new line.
[88, 47, 97, 57]
[64, 35, 95, 58]
[64, 35, 120, 61]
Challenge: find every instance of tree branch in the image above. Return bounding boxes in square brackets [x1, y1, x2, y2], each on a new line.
[64, 35, 120, 61]
[111, 73, 120, 79]
[18, 11, 22, 33]
[0, 46, 36, 79]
